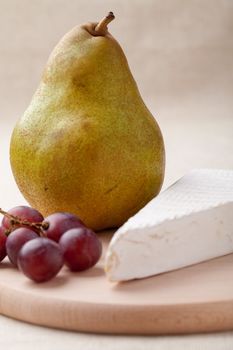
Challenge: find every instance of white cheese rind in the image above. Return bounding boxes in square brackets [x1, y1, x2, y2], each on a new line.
[105, 169, 233, 282]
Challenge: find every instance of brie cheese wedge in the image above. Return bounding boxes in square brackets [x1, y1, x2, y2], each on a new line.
[105, 169, 233, 282]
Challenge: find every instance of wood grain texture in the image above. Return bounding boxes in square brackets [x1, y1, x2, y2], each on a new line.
[0, 232, 233, 335]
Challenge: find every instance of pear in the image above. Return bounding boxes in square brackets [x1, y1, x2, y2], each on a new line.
[10, 12, 165, 231]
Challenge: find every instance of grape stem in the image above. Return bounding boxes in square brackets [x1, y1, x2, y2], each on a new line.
[0, 208, 49, 236]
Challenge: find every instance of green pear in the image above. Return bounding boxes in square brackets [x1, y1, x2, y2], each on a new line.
[10, 12, 165, 231]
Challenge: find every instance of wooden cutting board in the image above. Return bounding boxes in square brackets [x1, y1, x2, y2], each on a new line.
[0, 231, 233, 335]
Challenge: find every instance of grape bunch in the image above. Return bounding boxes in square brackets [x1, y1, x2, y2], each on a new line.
[0, 206, 102, 282]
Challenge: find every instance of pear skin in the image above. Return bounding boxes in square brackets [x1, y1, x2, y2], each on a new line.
[10, 13, 165, 231]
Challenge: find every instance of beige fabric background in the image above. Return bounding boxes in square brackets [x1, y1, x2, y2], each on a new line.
[0, 0, 233, 348]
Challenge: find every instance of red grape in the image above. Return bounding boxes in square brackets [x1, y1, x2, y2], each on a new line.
[18, 237, 64, 282]
[59, 227, 102, 271]
[2, 206, 44, 231]
[6, 227, 38, 266]
[0, 226, 7, 262]
[43, 212, 84, 242]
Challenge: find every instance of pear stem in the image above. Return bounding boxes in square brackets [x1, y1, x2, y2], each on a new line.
[95, 12, 115, 35]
